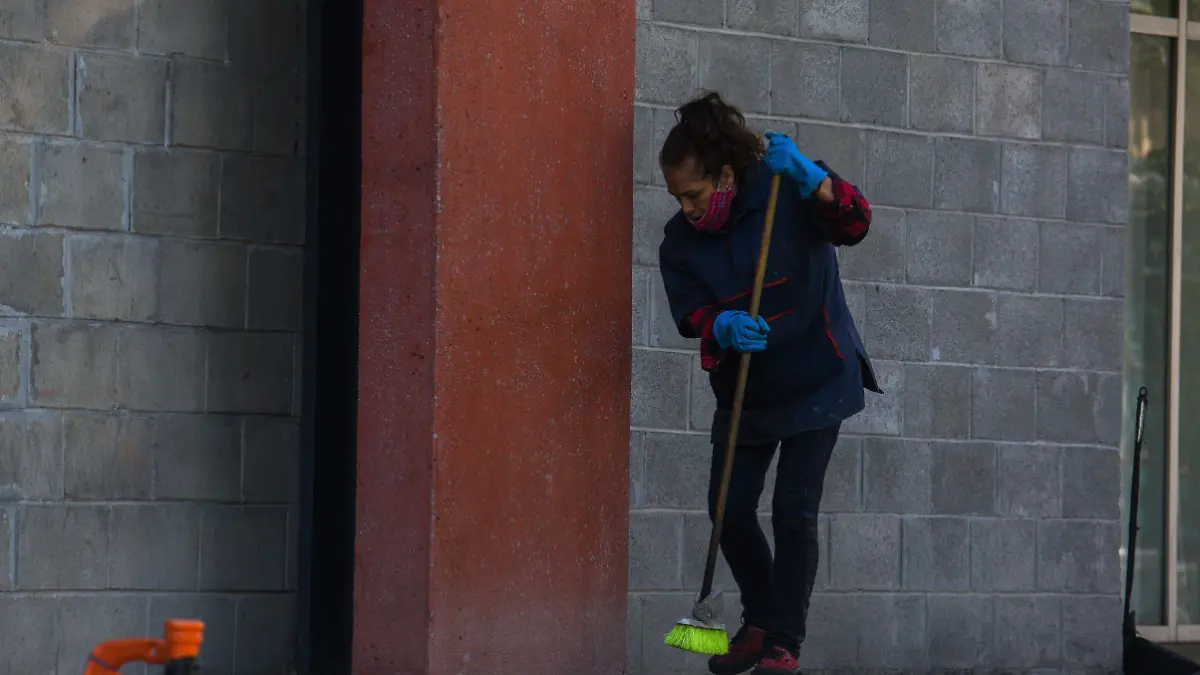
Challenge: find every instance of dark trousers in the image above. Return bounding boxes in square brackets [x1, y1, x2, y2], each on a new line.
[707, 425, 840, 651]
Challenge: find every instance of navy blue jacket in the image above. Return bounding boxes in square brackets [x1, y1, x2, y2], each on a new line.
[659, 162, 881, 444]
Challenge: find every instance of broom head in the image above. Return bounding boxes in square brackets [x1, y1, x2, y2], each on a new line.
[663, 589, 728, 655]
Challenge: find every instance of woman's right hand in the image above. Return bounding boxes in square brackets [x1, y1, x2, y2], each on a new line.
[712, 310, 770, 353]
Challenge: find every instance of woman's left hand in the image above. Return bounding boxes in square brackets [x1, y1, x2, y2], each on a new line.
[764, 132, 829, 199]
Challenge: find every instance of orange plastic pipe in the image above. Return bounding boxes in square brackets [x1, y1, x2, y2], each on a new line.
[83, 620, 204, 675]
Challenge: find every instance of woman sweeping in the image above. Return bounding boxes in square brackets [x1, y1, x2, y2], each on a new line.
[657, 92, 881, 675]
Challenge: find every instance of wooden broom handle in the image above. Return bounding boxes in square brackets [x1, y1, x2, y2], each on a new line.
[700, 174, 782, 600]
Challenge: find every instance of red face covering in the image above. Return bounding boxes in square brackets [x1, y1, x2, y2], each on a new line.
[690, 179, 736, 233]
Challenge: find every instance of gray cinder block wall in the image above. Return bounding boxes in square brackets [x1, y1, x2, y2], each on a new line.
[630, 0, 1130, 672]
[0, 1, 305, 673]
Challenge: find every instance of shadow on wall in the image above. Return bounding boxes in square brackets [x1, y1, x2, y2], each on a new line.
[0, 1, 307, 674]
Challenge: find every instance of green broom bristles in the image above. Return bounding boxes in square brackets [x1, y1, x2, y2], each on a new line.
[664, 622, 729, 656]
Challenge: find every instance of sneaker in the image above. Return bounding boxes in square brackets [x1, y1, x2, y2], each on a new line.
[707, 625, 767, 675]
[751, 645, 802, 675]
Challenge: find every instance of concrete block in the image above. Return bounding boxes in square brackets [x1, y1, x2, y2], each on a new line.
[62, 412, 153, 499]
[1063, 298, 1123, 370]
[829, 513, 900, 590]
[862, 285, 930, 361]
[0, 595, 57, 672]
[627, 594, 643, 673]
[632, 107, 655, 186]
[1038, 519, 1121, 594]
[243, 416, 301, 504]
[108, 504, 200, 590]
[219, 156, 305, 243]
[631, 348, 690, 429]
[149, 414, 241, 501]
[138, 0, 227, 60]
[995, 595, 1060, 668]
[839, 207, 904, 282]
[1061, 595, 1123, 667]
[0, 43, 71, 134]
[843, 360, 903, 435]
[995, 294, 1064, 368]
[643, 432, 711, 509]
[1040, 223, 1102, 295]
[1068, 147, 1129, 224]
[57, 596, 147, 675]
[1004, 0, 1067, 65]
[632, 267, 650, 347]
[227, 0, 304, 75]
[1000, 143, 1067, 219]
[44, 0, 133, 48]
[132, 149, 221, 237]
[803, 593, 859, 669]
[254, 71, 305, 157]
[17, 504, 110, 589]
[171, 59, 254, 151]
[843, 281, 864, 322]
[997, 444, 1062, 518]
[698, 34, 771, 114]
[150, 596, 236, 675]
[649, 274, 696, 350]
[1044, 69, 1106, 145]
[286, 506, 299, 590]
[927, 594, 994, 667]
[902, 516, 969, 591]
[67, 236, 158, 322]
[235, 595, 298, 675]
[0, 508, 9, 589]
[936, 0, 1001, 57]
[856, 593, 926, 669]
[793, 122, 865, 186]
[0, 139, 32, 225]
[77, 53, 168, 143]
[652, 0, 723, 25]
[207, 332, 295, 415]
[977, 63, 1042, 140]
[1068, 0, 1130, 73]
[634, 187, 677, 266]
[688, 355, 717, 432]
[635, 24, 697, 106]
[770, 42, 839, 120]
[799, 0, 868, 42]
[630, 433, 644, 508]
[822, 436, 862, 512]
[972, 367, 1037, 441]
[0, 409, 62, 500]
[867, 0, 935, 50]
[1107, 77, 1131, 149]
[933, 137, 1000, 213]
[840, 48, 907, 127]
[863, 438, 930, 514]
[902, 210, 969, 283]
[0, 320, 25, 409]
[158, 239, 246, 328]
[247, 246, 302, 331]
[629, 511, 682, 590]
[199, 505, 287, 590]
[1037, 371, 1120, 445]
[39, 142, 126, 231]
[931, 441, 995, 515]
[31, 320, 120, 408]
[903, 364, 971, 439]
[0, 228, 64, 315]
[973, 216, 1039, 290]
[909, 55, 974, 133]
[930, 290, 997, 364]
[0, 0, 40, 40]
[118, 326, 206, 411]
[729, 0, 798, 35]
[1063, 447, 1120, 520]
[970, 518, 1035, 591]
[682, 511, 736, 590]
[865, 132, 933, 208]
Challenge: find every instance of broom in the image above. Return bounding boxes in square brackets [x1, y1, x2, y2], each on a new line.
[664, 174, 782, 656]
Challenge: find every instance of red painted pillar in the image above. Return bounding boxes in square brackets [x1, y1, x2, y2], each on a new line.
[355, 1, 634, 673]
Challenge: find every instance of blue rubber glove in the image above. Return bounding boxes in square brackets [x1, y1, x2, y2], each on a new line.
[712, 311, 770, 353]
[764, 131, 829, 199]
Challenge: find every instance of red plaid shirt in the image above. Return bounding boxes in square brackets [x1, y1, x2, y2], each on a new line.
[686, 176, 871, 372]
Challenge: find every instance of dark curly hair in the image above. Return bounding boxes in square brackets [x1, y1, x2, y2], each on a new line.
[659, 92, 764, 187]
